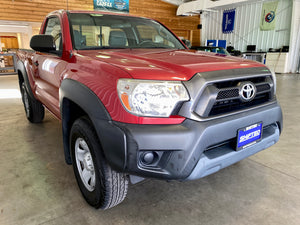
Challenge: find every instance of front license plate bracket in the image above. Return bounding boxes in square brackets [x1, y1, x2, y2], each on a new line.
[236, 122, 263, 151]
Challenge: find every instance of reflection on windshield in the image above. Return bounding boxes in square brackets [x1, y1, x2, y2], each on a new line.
[69, 13, 185, 50]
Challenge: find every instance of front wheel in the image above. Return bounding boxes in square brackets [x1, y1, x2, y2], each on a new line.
[20, 83, 44, 123]
[70, 117, 128, 209]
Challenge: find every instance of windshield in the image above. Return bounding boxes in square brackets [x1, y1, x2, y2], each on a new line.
[69, 13, 185, 50]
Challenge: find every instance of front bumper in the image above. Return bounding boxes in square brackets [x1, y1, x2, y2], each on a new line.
[99, 102, 282, 181]
[186, 122, 279, 180]
[111, 101, 282, 180]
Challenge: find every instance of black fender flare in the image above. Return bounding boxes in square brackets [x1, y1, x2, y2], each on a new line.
[59, 79, 127, 171]
[16, 59, 35, 99]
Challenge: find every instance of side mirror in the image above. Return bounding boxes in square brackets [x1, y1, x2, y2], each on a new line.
[30, 35, 56, 52]
[181, 39, 192, 49]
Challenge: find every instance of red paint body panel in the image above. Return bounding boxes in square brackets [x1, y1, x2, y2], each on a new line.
[18, 10, 267, 124]
[77, 49, 264, 81]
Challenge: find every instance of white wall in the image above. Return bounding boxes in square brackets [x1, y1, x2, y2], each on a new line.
[202, 0, 293, 52]
[288, 0, 300, 73]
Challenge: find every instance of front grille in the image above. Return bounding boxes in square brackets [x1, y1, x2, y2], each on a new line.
[216, 89, 239, 100]
[214, 76, 266, 89]
[210, 93, 270, 116]
[193, 75, 274, 117]
[256, 84, 270, 92]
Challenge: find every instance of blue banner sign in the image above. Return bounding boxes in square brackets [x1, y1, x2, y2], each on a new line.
[94, 0, 129, 13]
[222, 9, 236, 34]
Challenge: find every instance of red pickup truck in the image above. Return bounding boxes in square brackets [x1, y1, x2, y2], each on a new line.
[16, 10, 282, 209]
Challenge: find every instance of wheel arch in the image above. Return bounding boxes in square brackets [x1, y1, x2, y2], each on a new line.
[60, 79, 127, 171]
[16, 59, 35, 99]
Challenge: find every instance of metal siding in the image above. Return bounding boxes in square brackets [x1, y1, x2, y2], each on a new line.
[205, 0, 292, 52]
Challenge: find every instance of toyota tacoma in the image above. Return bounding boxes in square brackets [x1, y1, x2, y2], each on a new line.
[16, 10, 282, 209]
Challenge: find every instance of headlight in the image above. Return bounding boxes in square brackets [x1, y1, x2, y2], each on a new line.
[117, 79, 189, 117]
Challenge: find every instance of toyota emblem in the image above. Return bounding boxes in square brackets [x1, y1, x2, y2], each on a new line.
[239, 82, 256, 101]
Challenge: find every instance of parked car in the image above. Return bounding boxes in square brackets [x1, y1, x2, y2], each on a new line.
[16, 10, 282, 209]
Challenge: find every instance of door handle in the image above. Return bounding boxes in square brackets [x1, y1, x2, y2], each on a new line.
[34, 61, 39, 66]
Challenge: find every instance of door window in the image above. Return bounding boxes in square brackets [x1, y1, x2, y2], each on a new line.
[44, 17, 62, 51]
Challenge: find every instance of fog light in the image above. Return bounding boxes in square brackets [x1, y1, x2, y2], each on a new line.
[142, 152, 155, 165]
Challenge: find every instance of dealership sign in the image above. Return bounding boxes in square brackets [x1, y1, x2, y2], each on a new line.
[260, 1, 278, 31]
[94, 0, 129, 13]
[222, 9, 236, 34]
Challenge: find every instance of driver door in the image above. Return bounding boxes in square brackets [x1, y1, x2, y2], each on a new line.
[33, 16, 66, 118]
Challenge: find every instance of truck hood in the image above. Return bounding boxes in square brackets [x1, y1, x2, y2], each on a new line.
[76, 49, 264, 81]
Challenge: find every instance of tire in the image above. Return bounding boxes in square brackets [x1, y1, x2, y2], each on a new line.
[70, 117, 128, 209]
[21, 83, 44, 123]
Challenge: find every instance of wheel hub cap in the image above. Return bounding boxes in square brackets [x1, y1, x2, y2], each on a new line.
[22, 86, 30, 117]
[75, 138, 96, 192]
[83, 152, 94, 171]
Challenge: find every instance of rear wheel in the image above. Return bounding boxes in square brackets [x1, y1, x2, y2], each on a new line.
[21, 83, 44, 123]
[70, 117, 128, 209]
